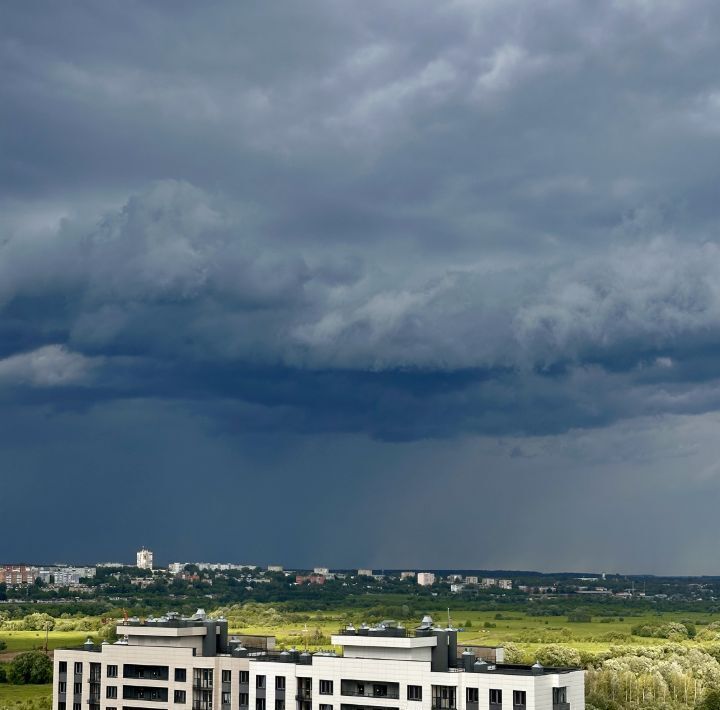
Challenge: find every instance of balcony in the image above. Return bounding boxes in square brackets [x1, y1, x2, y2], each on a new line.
[341, 690, 400, 701]
[296, 690, 313, 700]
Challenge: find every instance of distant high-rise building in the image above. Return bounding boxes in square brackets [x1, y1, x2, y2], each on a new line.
[417, 572, 436, 586]
[267, 565, 284, 572]
[357, 568, 373, 577]
[136, 547, 153, 570]
[400, 571, 416, 580]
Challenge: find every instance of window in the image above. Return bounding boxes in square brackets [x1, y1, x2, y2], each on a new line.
[513, 690, 526, 706]
[59, 662, 67, 673]
[256, 699, 266, 710]
[490, 689, 502, 705]
[257, 675, 266, 689]
[240, 671, 250, 684]
[320, 705, 333, 710]
[320, 680, 333, 695]
[175, 668, 187, 682]
[73, 704, 81, 710]
[431, 686, 456, 710]
[275, 701, 285, 710]
[552, 687, 567, 704]
[107, 665, 118, 678]
[239, 693, 249, 707]
[223, 670, 232, 683]
[408, 686, 422, 702]
[174, 689, 187, 704]
[106, 687, 117, 699]
[58, 704, 66, 710]
[59, 682, 67, 693]
[466, 688, 479, 704]
[223, 691, 232, 705]
[73, 682, 82, 694]
[276, 676, 286, 691]
[195, 668, 214, 689]
[74, 662, 83, 674]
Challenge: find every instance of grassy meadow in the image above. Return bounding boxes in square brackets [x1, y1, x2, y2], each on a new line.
[231, 607, 720, 655]
[0, 683, 51, 709]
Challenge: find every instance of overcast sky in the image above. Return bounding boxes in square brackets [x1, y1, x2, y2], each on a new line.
[3, 1, 720, 573]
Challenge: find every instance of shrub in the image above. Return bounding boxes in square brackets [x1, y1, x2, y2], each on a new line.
[535, 644, 582, 667]
[7, 651, 53, 684]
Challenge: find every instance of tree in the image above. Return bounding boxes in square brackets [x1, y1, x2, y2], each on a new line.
[0, 639, 6, 651]
[698, 688, 720, 710]
[7, 651, 53, 684]
[535, 644, 582, 667]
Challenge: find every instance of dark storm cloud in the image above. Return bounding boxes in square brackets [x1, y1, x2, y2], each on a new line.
[4, 0, 720, 568]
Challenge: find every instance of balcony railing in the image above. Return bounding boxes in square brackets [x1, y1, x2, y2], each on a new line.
[553, 704, 570, 710]
[341, 691, 400, 700]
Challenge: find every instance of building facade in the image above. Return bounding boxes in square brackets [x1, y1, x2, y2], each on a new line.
[0, 564, 39, 586]
[53, 614, 583, 710]
[137, 548, 154, 570]
[417, 573, 436, 586]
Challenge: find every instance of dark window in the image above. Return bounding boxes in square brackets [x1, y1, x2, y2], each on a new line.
[513, 690, 526, 706]
[59, 662, 67, 673]
[194, 668, 214, 689]
[223, 670, 232, 683]
[58, 704, 66, 710]
[553, 687, 567, 704]
[320, 705, 333, 710]
[107, 665, 118, 678]
[239, 693, 249, 707]
[223, 691, 232, 705]
[490, 689, 502, 705]
[73, 704, 81, 710]
[106, 687, 117, 699]
[257, 699, 266, 710]
[175, 690, 187, 704]
[320, 680, 333, 695]
[176, 668, 187, 682]
[408, 686, 422, 702]
[58, 682, 66, 693]
[240, 671, 250, 684]
[74, 662, 83, 674]
[431, 686, 456, 710]
[466, 688, 479, 704]
[257, 675, 266, 689]
[73, 682, 82, 694]
[276, 676, 286, 691]
[275, 701, 285, 710]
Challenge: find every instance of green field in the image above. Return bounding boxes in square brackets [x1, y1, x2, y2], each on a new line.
[0, 631, 98, 654]
[0, 683, 51, 709]
[232, 608, 720, 656]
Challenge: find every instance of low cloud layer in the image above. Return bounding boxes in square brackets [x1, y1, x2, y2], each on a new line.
[3, 0, 720, 568]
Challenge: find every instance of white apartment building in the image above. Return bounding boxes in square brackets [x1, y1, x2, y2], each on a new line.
[53, 614, 583, 710]
[38, 566, 96, 586]
[417, 573, 436, 586]
[357, 569, 374, 577]
[137, 548, 154, 570]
